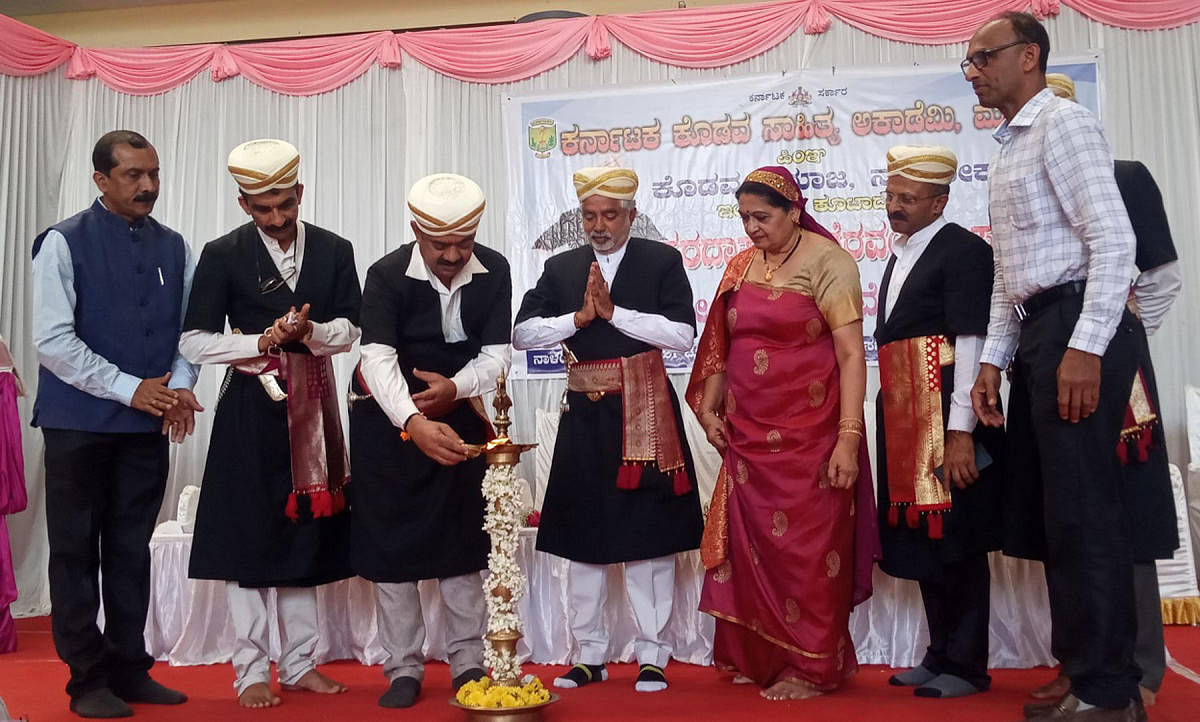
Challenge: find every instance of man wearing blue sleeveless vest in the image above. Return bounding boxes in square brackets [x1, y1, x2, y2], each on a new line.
[32, 130, 201, 718]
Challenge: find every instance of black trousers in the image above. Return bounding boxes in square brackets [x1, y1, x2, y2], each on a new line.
[918, 553, 992, 690]
[1057, 561, 1167, 693]
[42, 428, 168, 700]
[1013, 296, 1141, 709]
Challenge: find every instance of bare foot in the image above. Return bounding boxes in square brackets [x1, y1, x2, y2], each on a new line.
[282, 669, 348, 694]
[1030, 672, 1069, 700]
[1140, 685, 1156, 707]
[732, 675, 755, 685]
[761, 679, 823, 701]
[238, 682, 281, 709]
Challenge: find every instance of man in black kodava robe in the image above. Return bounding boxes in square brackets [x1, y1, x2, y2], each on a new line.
[181, 140, 360, 708]
[514, 167, 702, 693]
[874, 145, 1004, 699]
[349, 173, 511, 709]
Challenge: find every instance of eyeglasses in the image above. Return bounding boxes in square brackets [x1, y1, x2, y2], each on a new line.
[256, 253, 295, 294]
[960, 40, 1028, 76]
[883, 191, 942, 207]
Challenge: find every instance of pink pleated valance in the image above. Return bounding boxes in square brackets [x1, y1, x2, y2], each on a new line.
[1, 1, 1196, 96]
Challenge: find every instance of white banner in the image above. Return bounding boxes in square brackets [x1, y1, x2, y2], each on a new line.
[502, 58, 1100, 378]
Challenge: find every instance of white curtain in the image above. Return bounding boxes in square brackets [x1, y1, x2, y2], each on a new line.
[2, 6, 1198, 619]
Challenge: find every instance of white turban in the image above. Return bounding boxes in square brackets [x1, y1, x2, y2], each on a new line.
[227, 139, 300, 195]
[886, 145, 958, 186]
[573, 167, 638, 202]
[1046, 73, 1077, 102]
[407, 173, 486, 237]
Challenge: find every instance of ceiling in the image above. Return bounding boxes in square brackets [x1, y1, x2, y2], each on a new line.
[2, 0, 214, 14]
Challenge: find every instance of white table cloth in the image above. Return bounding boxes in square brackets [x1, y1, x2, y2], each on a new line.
[146, 525, 1054, 669]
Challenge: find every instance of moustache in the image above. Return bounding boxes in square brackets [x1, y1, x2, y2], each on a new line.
[437, 258, 463, 266]
[134, 192, 158, 203]
[888, 213, 908, 223]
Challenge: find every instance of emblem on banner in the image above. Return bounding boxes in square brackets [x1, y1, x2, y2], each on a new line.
[789, 86, 812, 106]
[528, 118, 557, 159]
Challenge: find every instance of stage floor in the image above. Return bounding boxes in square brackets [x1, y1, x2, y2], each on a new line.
[3, 616, 1200, 721]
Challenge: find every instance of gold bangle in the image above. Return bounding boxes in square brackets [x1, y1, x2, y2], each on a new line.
[838, 428, 863, 438]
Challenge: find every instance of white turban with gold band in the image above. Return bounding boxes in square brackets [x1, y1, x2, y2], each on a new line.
[1046, 73, 1077, 102]
[407, 173, 485, 238]
[886, 145, 958, 186]
[573, 167, 638, 202]
[227, 139, 300, 195]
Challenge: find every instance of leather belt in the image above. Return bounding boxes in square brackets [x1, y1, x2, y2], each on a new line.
[1013, 280, 1086, 322]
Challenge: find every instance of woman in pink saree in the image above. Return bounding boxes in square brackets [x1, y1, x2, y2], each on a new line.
[686, 166, 879, 700]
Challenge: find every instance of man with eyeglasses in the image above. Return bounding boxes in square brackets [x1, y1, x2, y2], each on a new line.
[180, 139, 362, 709]
[874, 145, 1003, 700]
[1007, 73, 1182, 713]
[965, 12, 1144, 722]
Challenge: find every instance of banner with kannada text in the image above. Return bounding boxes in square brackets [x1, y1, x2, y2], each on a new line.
[503, 58, 1100, 378]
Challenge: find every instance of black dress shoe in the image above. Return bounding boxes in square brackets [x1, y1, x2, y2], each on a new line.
[112, 675, 188, 705]
[70, 689, 132, 718]
[379, 676, 421, 708]
[451, 668, 488, 691]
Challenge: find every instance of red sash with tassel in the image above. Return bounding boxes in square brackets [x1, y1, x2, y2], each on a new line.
[566, 348, 691, 496]
[279, 353, 350, 521]
[878, 335, 955, 539]
[1117, 367, 1160, 465]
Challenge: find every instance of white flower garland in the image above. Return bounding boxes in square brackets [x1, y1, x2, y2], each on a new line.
[480, 463, 532, 681]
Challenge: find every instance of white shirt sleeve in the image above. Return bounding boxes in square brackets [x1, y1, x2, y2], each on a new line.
[512, 313, 578, 350]
[451, 343, 512, 400]
[178, 329, 263, 365]
[360, 342, 420, 429]
[948, 334, 984, 434]
[303, 318, 361, 356]
[609, 306, 695, 352]
[32, 230, 142, 406]
[1132, 261, 1182, 336]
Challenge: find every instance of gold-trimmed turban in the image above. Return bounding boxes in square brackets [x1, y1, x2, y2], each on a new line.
[573, 167, 638, 202]
[1046, 73, 1077, 102]
[407, 173, 486, 237]
[227, 139, 300, 195]
[886, 145, 958, 186]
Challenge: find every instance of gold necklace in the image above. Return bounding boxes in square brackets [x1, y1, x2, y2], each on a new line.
[762, 232, 802, 282]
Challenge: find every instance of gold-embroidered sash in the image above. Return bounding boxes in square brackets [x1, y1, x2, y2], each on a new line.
[878, 335, 955, 538]
[566, 348, 691, 495]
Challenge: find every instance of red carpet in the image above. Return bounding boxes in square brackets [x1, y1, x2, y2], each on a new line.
[3, 617, 1199, 721]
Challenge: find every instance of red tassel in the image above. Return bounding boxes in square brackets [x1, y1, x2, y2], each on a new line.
[1136, 427, 1153, 462]
[887, 505, 899, 527]
[927, 512, 944, 539]
[672, 468, 692, 496]
[331, 489, 346, 514]
[616, 462, 642, 490]
[905, 504, 921, 529]
[285, 492, 300, 522]
[1116, 438, 1128, 466]
[310, 490, 332, 518]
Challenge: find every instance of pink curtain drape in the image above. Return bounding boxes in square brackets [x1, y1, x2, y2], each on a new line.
[0, 13, 73, 76]
[2, 1, 1198, 95]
